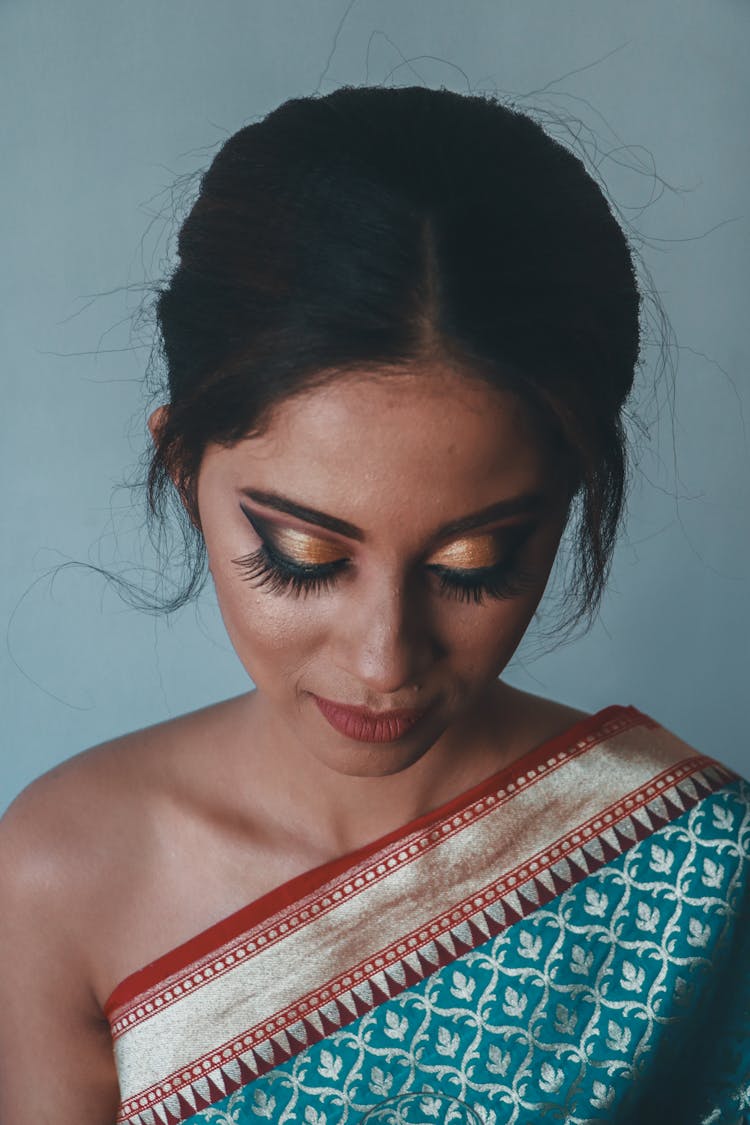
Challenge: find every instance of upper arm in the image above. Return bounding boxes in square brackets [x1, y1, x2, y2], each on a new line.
[0, 777, 121, 1124]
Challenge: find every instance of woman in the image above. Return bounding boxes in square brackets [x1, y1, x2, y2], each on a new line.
[0, 85, 747, 1125]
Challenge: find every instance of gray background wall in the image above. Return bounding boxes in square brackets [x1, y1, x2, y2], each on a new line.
[2, 0, 748, 813]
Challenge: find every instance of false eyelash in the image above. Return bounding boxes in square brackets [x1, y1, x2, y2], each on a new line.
[428, 561, 538, 604]
[232, 543, 350, 599]
[232, 540, 536, 605]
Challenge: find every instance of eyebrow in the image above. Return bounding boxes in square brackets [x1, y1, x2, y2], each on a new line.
[239, 487, 546, 544]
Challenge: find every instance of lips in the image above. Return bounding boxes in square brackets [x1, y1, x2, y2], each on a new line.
[312, 695, 426, 743]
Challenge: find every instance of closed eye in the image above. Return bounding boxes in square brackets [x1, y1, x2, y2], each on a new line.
[234, 505, 538, 606]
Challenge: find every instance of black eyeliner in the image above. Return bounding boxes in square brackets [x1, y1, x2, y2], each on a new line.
[235, 500, 539, 604]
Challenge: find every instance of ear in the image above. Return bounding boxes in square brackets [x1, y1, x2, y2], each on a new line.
[147, 402, 179, 495]
[148, 404, 180, 494]
[148, 405, 202, 533]
[148, 404, 169, 445]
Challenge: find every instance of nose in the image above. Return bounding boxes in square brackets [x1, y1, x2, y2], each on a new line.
[337, 571, 440, 697]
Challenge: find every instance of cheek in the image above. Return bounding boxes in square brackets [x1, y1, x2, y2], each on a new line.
[210, 557, 327, 665]
[439, 590, 543, 685]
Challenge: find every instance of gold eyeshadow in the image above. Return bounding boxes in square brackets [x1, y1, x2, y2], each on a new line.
[243, 501, 531, 573]
[266, 526, 513, 572]
[267, 525, 347, 566]
[428, 533, 504, 570]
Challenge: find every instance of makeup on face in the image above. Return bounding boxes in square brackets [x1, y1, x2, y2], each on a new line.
[232, 495, 542, 606]
[311, 695, 427, 742]
[195, 369, 571, 777]
[237, 486, 546, 542]
[258, 523, 346, 566]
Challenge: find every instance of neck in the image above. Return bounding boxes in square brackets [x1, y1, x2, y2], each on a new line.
[233, 681, 523, 862]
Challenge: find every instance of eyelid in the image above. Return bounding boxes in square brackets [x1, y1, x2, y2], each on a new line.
[242, 505, 349, 566]
[429, 532, 502, 569]
[429, 523, 535, 568]
[241, 503, 535, 570]
[272, 525, 347, 565]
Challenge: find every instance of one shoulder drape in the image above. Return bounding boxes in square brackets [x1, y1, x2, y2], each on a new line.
[105, 706, 750, 1125]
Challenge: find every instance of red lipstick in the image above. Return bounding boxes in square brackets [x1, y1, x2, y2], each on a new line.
[312, 695, 426, 743]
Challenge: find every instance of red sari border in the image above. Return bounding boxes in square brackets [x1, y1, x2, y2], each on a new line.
[107, 707, 738, 1125]
[106, 704, 650, 1016]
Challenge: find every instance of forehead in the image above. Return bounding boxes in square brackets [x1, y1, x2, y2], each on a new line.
[199, 366, 556, 522]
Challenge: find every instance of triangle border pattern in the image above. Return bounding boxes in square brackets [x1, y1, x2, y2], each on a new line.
[116, 759, 732, 1125]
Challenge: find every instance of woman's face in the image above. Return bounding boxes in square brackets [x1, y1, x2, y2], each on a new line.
[188, 364, 572, 778]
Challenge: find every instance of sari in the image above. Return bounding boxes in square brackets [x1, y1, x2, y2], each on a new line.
[105, 705, 750, 1125]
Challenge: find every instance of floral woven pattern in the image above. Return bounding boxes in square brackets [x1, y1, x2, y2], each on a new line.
[187, 779, 750, 1125]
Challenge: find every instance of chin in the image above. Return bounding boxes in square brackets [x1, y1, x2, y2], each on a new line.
[311, 737, 438, 780]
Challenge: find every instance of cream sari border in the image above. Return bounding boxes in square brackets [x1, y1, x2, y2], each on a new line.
[111, 714, 734, 1125]
[109, 709, 634, 1033]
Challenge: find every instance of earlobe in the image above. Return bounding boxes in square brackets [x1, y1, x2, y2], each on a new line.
[147, 403, 202, 533]
[148, 405, 169, 445]
[148, 403, 180, 496]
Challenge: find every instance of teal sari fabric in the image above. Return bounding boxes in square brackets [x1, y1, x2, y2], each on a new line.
[106, 708, 750, 1125]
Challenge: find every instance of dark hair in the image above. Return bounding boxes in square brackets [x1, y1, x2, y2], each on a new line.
[147, 84, 644, 632]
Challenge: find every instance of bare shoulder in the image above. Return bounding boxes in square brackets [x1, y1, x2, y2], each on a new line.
[2, 692, 258, 1010]
[0, 692, 249, 945]
[0, 737, 133, 898]
[2, 691, 248, 842]
[0, 724, 159, 999]
[0, 725, 174, 1121]
[1, 715, 168, 876]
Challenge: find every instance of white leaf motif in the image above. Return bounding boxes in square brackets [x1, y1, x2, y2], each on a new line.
[591, 1080, 615, 1110]
[584, 886, 608, 917]
[451, 970, 476, 1001]
[502, 985, 528, 1018]
[519, 931, 542, 960]
[318, 1049, 342, 1081]
[650, 844, 674, 875]
[606, 1020, 632, 1053]
[554, 1003, 577, 1035]
[570, 944, 593, 975]
[384, 1010, 408, 1041]
[252, 1090, 276, 1119]
[539, 1061, 564, 1094]
[474, 1107, 497, 1125]
[702, 857, 724, 889]
[636, 901, 660, 933]
[487, 1044, 510, 1075]
[688, 917, 711, 948]
[304, 1109, 326, 1125]
[621, 961, 645, 992]
[369, 1067, 393, 1098]
[712, 805, 734, 832]
[436, 1025, 460, 1058]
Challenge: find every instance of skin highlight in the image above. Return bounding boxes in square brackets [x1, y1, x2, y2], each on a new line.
[148, 362, 576, 857]
[0, 82, 647, 1122]
[0, 364, 591, 1125]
